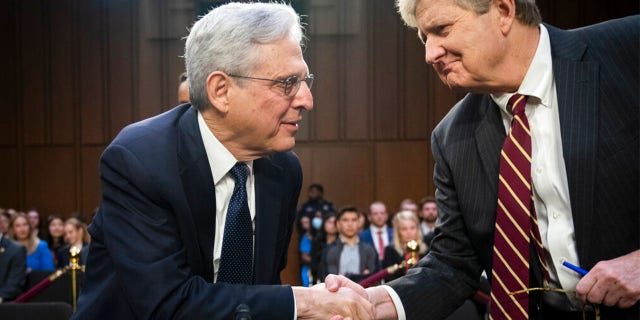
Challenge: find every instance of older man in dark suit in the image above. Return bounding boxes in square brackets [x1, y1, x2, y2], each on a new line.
[328, 0, 639, 319]
[73, 3, 373, 320]
[0, 233, 26, 302]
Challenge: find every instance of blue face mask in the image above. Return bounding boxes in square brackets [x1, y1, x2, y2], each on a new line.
[311, 217, 323, 230]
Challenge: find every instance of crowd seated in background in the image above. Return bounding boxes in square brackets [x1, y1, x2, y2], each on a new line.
[0, 206, 92, 308]
[324, 207, 378, 282]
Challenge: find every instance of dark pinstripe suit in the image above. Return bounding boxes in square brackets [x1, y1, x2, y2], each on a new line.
[387, 16, 639, 320]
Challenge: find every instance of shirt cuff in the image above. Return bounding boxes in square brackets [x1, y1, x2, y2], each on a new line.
[292, 287, 297, 320]
[381, 285, 406, 320]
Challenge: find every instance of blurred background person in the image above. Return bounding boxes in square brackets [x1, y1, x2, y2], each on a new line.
[45, 215, 67, 268]
[310, 211, 337, 283]
[27, 208, 43, 239]
[418, 196, 438, 245]
[325, 207, 379, 282]
[359, 201, 393, 265]
[0, 210, 10, 234]
[297, 183, 335, 219]
[58, 217, 90, 267]
[399, 198, 418, 216]
[0, 231, 27, 303]
[9, 212, 55, 272]
[296, 215, 313, 287]
[382, 210, 428, 282]
[178, 72, 189, 103]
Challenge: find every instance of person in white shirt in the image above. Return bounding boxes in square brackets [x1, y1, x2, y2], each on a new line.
[327, 0, 639, 319]
[359, 201, 394, 265]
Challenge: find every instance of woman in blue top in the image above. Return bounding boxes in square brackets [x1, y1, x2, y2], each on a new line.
[297, 215, 314, 286]
[10, 212, 55, 271]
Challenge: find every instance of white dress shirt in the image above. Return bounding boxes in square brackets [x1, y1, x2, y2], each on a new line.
[491, 25, 580, 305]
[370, 225, 390, 256]
[197, 111, 255, 283]
[388, 25, 581, 319]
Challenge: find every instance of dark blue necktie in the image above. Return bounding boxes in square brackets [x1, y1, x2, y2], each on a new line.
[217, 162, 254, 284]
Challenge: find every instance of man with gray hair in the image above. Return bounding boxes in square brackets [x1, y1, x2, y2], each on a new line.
[73, 3, 372, 319]
[329, 0, 638, 319]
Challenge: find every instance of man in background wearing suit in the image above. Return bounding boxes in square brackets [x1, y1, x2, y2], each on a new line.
[360, 201, 394, 265]
[0, 233, 26, 303]
[329, 0, 639, 319]
[73, 3, 372, 319]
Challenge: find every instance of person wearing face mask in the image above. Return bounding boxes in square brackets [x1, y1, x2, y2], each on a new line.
[311, 213, 323, 231]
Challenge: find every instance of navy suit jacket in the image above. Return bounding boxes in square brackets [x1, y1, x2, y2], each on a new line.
[73, 105, 302, 319]
[388, 16, 639, 319]
[359, 227, 394, 253]
[0, 235, 26, 301]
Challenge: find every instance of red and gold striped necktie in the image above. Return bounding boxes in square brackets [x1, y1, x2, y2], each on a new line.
[490, 94, 548, 320]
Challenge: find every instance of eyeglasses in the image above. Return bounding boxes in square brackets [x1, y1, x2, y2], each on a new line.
[228, 74, 314, 96]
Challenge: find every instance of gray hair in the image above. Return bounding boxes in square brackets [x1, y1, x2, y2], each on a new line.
[185, 2, 304, 111]
[396, 0, 540, 29]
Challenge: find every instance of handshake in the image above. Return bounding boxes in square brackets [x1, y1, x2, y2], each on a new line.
[292, 274, 398, 320]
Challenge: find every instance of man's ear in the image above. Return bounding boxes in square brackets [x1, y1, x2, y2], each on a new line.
[493, 0, 516, 34]
[206, 71, 231, 114]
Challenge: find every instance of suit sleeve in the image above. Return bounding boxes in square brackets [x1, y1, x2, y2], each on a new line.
[387, 130, 482, 320]
[93, 143, 294, 319]
[0, 245, 26, 301]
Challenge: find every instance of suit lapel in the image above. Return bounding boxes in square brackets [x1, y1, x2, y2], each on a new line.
[177, 106, 217, 282]
[253, 156, 284, 283]
[474, 95, 505, 195]
[548, 25, 598, 262]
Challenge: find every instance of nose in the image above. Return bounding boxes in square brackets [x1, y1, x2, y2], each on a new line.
[294, 80, 313, 111]
[425, 38, 445, 65]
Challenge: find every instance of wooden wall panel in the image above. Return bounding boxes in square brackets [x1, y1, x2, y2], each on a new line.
[295, 143, 374, 212]
[375, 141, 430, 213]
[0, 1, 18, 146]
[20, 0, 47, 146]
[81, 147, 103, 218]
[372, 0, 401, 140]
[0, 148, 20, 209]
[50, 0, 75, 145]
[402, 33, 431, 140]
[78, 0, 106, 145]
[343, 1, 370, 141]
[23, 147, 76, 216]
[309, 37, 340, 141]
[107, 0, 136, 140]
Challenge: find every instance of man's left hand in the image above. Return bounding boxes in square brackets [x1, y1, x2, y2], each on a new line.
[576, 249, 640, 308]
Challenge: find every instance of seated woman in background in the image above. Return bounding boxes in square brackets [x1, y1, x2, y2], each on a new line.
[310, 211, 337, 283]
[45, 215, 67, 268]
[382, 210, 428, 282]
[9, 212, 55, 272]
[57, 217, 90, 267]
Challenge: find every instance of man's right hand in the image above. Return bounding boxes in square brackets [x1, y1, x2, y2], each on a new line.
[293, 277, 374, 320]
[323, 274, 399, 320]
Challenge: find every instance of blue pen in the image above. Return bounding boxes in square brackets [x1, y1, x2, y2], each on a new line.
[562, 261, 588, 276]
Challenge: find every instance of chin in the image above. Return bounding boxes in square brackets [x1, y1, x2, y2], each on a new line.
[271, 139, 296, 153]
